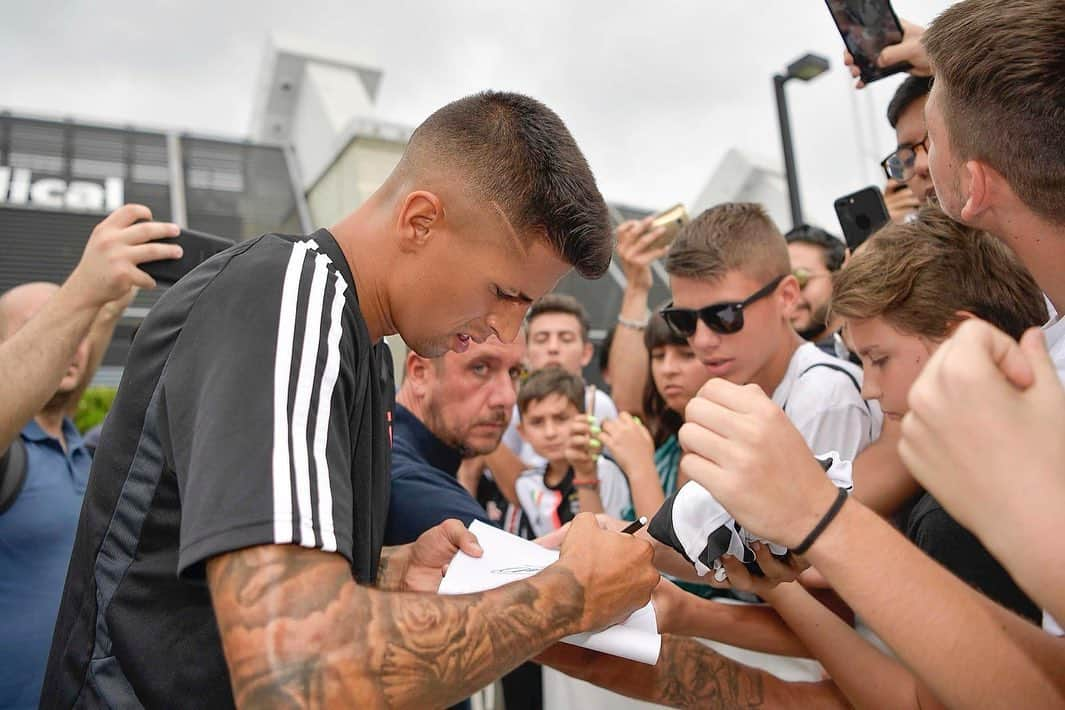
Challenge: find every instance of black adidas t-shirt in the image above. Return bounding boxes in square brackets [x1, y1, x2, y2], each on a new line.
[41, 230, 392, 708]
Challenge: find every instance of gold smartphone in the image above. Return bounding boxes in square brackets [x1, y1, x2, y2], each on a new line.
[648, 203, 689, 250]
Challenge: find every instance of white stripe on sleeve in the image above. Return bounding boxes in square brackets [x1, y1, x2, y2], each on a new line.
[291, 251, 331, 547]
[312, 271, 347, 552]
[271, 240, 318, 544]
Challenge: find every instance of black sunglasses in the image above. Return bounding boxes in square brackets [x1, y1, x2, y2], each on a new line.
[661, 275, 786, 337]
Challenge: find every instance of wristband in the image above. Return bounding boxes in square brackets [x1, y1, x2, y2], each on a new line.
[792, 488, 848, 556]
[617, 314, 650, 331]
[572, 478, 600, 490]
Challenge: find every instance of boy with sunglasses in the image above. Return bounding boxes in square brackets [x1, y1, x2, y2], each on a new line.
[662, 203, 881, 465]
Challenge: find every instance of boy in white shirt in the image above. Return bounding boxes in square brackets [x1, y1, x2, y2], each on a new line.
[512, 367, 630, 538]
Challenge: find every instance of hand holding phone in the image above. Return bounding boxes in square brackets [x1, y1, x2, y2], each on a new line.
[140, 228, 234, 286]
[826, 0, 912, 84]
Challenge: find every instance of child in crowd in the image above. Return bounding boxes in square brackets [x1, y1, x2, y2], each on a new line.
[511, 367, 631, 538]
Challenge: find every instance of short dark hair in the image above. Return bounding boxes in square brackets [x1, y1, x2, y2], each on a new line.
[886, 76, 933, 129]
[403, 91, 614, 277]
[526, 293, 591, 341]
[518, 367, 585, 416]
[666, 203, 790, 284]
[924, 0, 1065, 224]
[785, 224, 846, 272]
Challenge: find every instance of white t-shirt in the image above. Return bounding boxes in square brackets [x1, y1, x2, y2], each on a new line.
[514, 457, 632, 538]
[503, 386, 619, 469]
[772, 342, 884, 462]
[1042, 310, 1065, 636]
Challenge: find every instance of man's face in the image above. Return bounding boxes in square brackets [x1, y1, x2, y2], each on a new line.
[788, 242, 834, 339]
[847, 316, 935, 421]
[526, 312, 592, 375]
[669, 270, 795, 387]
[421, 336, 526, 456]
[390, 199, 572, 358]
[895, 94, 934, 204]
[924, 82, 967, 222]
[518, 393, 579, 464]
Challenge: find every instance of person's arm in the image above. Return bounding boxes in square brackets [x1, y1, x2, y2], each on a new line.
[677, 377, 1065, 707]
[208, 513, 659, 709]
[901, 322, 1065, 623]
[850, 417, 921, 517]
[568, 413, 607, 515]
[608, 218, 668, 416]
[600, 414, 666, 519]
[808, 501, 1065, 706]
[765, 582, 945, 710]
[0, 205, 179, 453]
[64, 287, 138, 418]
[536, 635, 848, 709]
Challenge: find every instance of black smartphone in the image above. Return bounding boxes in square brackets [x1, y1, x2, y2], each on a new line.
[825, 0, 912, 84]
[834, 186, 890, 252]
[141, 228, 233, 286]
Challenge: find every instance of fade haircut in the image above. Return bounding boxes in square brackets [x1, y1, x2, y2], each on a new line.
[665, 203, 790, 284]
[886, 76, 933, 129]
[518, 366, 586, 417]
[830, 206, 1047, 340]
[924, 0, 1065, 224]
[400, 91, 614, 277]
[526, 293, 591, 342]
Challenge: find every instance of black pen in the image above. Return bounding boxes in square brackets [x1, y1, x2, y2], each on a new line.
[621, 516, 648, 535]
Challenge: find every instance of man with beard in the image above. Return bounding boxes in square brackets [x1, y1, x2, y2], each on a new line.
[384, 334, 527, 545]
[785, 224, 849, 358]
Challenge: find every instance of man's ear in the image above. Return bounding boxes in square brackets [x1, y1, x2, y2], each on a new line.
[396, 190, 444, 254]
[404, 351, 435, 396]
[579, 340, 594, 368]
[777, 274, 801, 318]
[958, 160, 998, 224]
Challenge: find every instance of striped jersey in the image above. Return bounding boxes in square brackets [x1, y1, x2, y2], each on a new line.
[41, 230, 392, 708]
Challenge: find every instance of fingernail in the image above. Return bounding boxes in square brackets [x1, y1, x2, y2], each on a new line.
[471, 543, 483, 554]
[589, 438, 602, 448]
[751, 542, 761, 551]
[590, 425, 601, 435]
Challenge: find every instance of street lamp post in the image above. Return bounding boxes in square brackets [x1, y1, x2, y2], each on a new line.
[773, 53, 830, 229]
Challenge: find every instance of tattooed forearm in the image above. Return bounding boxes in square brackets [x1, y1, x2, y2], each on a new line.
[207, 544, 585, 709]
[538, 636, 846, 709]
[374, 545, 409, 592]
[657, 637, 766, 709]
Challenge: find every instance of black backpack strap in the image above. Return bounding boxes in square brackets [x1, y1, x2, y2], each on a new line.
[0, 438, 29, 515]
[798, 362, 862, 394]
[783, 362, 867, 415]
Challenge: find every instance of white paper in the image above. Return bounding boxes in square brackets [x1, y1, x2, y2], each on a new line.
[438, 520, 662, 665]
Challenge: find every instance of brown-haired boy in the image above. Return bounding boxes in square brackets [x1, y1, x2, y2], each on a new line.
[513, 367, 631, 538]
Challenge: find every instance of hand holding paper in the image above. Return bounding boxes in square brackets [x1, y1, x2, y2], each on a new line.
[439, 520, 662, 664]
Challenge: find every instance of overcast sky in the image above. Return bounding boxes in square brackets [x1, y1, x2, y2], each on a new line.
[1, 0, 955, 230]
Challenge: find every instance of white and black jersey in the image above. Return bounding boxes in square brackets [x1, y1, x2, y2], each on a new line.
[42, 230, 392, 708]
[648, 456, 851, 578]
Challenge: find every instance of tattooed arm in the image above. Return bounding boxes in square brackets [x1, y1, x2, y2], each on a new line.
[207, 514, 658, 709]
[537, 636, 848, 709]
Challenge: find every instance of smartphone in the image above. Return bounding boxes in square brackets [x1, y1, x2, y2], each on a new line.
[824, 0, 912, 84]
[141, 228, 234, 286]
[648, 203, 689, 250]
[834, 186, 890, 252]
